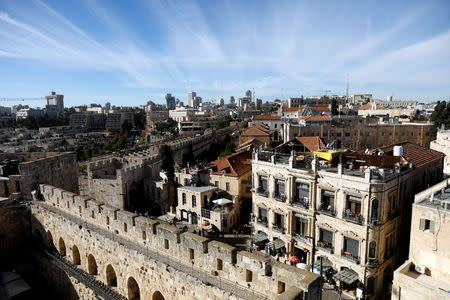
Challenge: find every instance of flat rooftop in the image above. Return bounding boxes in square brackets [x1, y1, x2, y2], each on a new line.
[179, 186, 216, 193]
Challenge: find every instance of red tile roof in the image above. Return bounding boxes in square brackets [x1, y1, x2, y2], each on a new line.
[241, 125, 270, 137]
[310, 106, 330, 111]
[295, 137, 327, 152]
[376, 142, 445, 168]
[299, 116, 332, 121]
[253, 115, 281, 120]
[206, 150, 252, 177]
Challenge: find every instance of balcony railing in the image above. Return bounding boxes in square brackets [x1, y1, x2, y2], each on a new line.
[317, 242, 334, 253]
[256, 218, 268, 227]
[292, 233, 308, 243]
[256, 187, 269, 197]
[367, 258, 379, 266]
[343, 211, 364, 224]
[274, 193, 286, 202]
[318, 204, 336, 216]
[341, 250, 360, 264]
[272, 225, 285, 234]
[292, 197, 309, 209]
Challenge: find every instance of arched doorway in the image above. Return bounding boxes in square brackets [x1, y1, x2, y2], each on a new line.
[127, 277, 140, 300]
[46, 231, 54, 249]
[88, 254, 98, 275]
[106, 265, 117, 287]
[152, 291, 165, 300]
[72, 245, 81, 265]
[58, 237, 66, 256]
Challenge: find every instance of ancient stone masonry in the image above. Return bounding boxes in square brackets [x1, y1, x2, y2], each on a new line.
[0, 152, 79, 200]
[31, 184, 322, 300]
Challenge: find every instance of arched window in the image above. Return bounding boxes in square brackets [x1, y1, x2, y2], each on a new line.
[88, 254, 97, 275]
[106, 265, 117, 287]
[72, 245, 81, 265]
[152, 291, 165, 300]
[369, 241, 376, 258]
[127, 277, 140, 300]
[192, 195, 196, 207]
[371, 199, 378, 220]
[58, 237, 66, 256]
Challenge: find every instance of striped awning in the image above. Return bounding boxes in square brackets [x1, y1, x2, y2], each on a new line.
[333, 268, 359, 285]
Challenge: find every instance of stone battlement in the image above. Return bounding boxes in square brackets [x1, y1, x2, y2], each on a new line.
[38, 184, 321, 299]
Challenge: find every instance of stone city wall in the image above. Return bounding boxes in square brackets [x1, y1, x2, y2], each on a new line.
[33, 184, 322, 300]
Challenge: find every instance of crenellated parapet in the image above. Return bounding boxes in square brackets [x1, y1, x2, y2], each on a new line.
[38, 184, 321, 299]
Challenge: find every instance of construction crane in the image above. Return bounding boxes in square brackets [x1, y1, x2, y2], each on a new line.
[0, 97, 45, 102]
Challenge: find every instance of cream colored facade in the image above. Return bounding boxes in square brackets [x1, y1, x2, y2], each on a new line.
[392, 178, 450, 300]
[430, 129, 450, 175]
[251, 149, 443, 299]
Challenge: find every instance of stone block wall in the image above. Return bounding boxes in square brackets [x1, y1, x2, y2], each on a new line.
[35, 184, 321, 299]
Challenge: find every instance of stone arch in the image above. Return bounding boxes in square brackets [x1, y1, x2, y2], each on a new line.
[152, 291, 165, 300]
[88, 254, 98, 275]
[72, 245, 81, 265]
[106, 264, 117, 287]
[127, 276, 140, 300]
[58, 237, 66, 256]
[46, 231, 54, 249]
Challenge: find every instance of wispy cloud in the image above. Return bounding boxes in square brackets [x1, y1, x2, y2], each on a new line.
[0, 0, 449, 102]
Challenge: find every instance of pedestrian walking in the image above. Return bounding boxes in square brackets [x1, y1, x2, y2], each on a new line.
[338, 289, 342, 300]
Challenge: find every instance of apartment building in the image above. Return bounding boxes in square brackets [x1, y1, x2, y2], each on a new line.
[392, 178, 450, 300]
[251, 143, 444, 298]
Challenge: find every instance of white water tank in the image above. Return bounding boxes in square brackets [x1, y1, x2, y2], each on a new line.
[393, 145, 403, 157]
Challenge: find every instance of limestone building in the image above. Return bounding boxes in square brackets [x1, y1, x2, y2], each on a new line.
[251, 143, 444, 298]
[430, 127, 450, 176]
[392, 178, 450, 300]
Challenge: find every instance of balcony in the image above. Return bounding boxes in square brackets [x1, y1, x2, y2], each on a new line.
[256, 218, 268, 227]
[318, 204, 336, 217]
[341, 250, 360, 264]
[274, 193, 286, 202]
[317, 242, 334, 253]
[272, 225, 285, 234]
[256, 187, 269, 197]
[292, 197, 309, 209]
[343, 210, 364, 224]
[367, 258, 379, 266]
[292, 233, 308, 243]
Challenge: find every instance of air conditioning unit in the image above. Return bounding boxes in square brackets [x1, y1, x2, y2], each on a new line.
[415, 264, 426, 274]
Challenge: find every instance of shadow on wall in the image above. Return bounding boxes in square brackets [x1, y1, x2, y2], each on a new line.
[28, 214, 82, 300]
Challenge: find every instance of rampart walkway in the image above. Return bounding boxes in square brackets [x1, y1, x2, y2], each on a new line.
[33, 201, 268, 300]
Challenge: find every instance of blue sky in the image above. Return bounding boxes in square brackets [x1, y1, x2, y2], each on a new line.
[0, 0, 449, 107]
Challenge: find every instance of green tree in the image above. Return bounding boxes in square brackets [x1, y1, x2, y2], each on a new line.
[430, 101, 450, 139]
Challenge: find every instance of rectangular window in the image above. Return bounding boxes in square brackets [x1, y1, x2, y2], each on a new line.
[214, 181, 219, 187]
[192, 195, 197, 207]
[164, 239, 169, 249]
[182, 193, 186, 205]
[295, 182, 309, 204]
[321, 190, 335, 210]
[79, 206, 82, 213]
[246, 270, 252, 282]
[420, 218, 434, 232]
[275, 179, 285, 198]
[319, 228, 333, 248]
[226, 182, 230, 191]
[274, 213, 283, 228]
[124, 223, 128, 232]
[259, 176, 268, 192]
[345, 132, 350, 137]
[106, 216, 110, 225]
[258, 207, 268, 223]
[245, 186, 251, 193]
[294, 217, 308, 236]
[142, 231, 146, 240]
[189, 248, 194, 260]
[91, 211, 95, 218]
[343, 237, 359, 258]
[217, 258, 223, 270]
[345, 196, 362, 215]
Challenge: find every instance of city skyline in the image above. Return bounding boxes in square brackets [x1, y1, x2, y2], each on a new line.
[0, 0, 449, 107]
